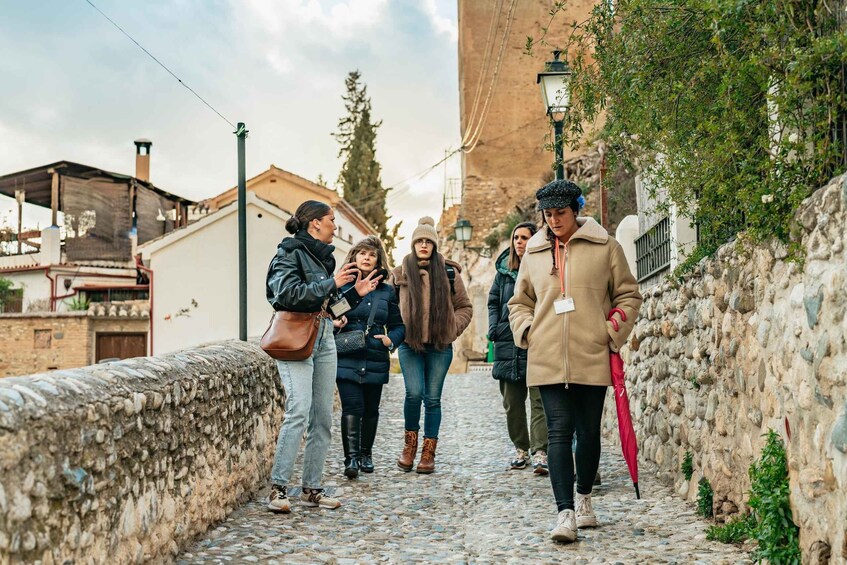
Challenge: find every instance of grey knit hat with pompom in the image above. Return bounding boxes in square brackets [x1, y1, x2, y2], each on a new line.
[411, 216, 439, 245]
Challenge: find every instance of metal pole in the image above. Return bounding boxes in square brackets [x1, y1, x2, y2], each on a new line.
[236, 122, 248, 341]
[554, 119, 565, 180]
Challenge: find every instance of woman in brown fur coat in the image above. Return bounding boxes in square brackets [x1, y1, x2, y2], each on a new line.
[391, 217, 473, 474]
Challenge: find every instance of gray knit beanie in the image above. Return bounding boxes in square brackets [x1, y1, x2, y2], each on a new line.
[411, 216, 439, 245]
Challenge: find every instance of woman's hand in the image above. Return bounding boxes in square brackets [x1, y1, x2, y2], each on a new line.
[334, 262, 358, 288]
[354, 269, 383, 297]
[333, 316, 348, 330]
[373, 334, 393, 349]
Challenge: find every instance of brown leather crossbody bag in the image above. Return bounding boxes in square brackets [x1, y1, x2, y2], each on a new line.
[260, 310, 325, 361]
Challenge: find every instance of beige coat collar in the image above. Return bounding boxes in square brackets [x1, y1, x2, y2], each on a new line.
[526, 217, 608, 254]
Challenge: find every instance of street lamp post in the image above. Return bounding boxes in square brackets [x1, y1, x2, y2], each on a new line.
[537, 50, 573, 180]
[454, 218, 473, 245]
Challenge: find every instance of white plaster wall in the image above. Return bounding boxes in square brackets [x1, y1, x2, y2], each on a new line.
[148, 202, 356, 355]
[1, 271, 51, 312]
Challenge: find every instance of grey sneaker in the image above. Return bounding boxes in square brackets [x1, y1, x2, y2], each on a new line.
[300, 488, 341, 509]
[575, 492, 598, 528]
[533, 451, 549, 475]
[267, 484, 291, 514]
[510, 449, 530, 469]
[551, 509, 577, 543]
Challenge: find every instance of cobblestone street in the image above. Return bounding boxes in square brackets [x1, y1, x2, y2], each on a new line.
[179, 373, 751, 564]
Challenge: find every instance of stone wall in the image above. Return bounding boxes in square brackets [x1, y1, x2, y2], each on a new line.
[0, 312, 150, 378]
[0, 313, 91, 378]
[603, 173, 847, 561]
[0, 340, 282, 564]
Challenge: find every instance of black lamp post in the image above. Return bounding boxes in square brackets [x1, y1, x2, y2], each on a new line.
[537, 50, 573, 180]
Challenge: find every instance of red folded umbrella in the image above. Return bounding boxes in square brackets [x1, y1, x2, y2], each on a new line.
[608, 307, 640, 499]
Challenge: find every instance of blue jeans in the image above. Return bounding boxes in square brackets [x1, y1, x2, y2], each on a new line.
[398, 344, 453, 439]
[271, 318, 337, 489]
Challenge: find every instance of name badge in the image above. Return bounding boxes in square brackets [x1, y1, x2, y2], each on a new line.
[329, 297, 352, 318]
[554, 297, 575, 315]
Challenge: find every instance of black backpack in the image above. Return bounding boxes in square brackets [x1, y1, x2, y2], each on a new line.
[445, 264, 456, 295]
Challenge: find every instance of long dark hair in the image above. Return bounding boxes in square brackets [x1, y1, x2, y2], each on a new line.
[285, 200, 331, 234]
[507, 221, 538, 272]
[402, 242, 454, 351]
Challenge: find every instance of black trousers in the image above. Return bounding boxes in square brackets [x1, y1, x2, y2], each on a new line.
[538, 383, 607, 512]
[336, 380, 384, 418]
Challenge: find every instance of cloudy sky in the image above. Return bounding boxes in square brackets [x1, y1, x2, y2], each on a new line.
[0, 0, 461, 259]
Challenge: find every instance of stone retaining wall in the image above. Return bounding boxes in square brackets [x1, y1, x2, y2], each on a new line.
[0, 340, 282, 564]
[603, 173, 847, 562]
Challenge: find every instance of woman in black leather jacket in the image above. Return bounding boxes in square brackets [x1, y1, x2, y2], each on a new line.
[487, 222, 548, 473]
[333, 236, 405, 479]
[264, 200, 380, 514]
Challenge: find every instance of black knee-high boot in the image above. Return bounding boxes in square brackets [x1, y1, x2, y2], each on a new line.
[341, 414, 361, 479]
[360, 416, 379, 473]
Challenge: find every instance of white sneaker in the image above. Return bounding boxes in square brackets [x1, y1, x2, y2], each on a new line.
[300, 488, 341, 509]
[551, 509, 577, 543]
[575, 492, 598, 528]
[267, 485, 291, 514]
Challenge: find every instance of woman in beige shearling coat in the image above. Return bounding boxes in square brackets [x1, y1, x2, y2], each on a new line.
[508, 180, 642, 543]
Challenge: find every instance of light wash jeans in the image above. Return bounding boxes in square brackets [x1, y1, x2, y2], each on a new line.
[270, 318, 337, 489]
[398, 344, 453, 439]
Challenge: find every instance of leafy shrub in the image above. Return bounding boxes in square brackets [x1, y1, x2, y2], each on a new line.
[681, 451, 694, 481]
[706, 515, 753, 544]
[696, 477, 713, 518]
[747, 430, 800, 563]
[66, 296, 90, 311]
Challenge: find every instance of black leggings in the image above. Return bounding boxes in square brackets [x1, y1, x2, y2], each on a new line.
[538, 383, 607, 512]
[336, 380, 384, 418]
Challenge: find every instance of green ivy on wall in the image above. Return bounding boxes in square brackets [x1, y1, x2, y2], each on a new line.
[529, 0, 847, 265]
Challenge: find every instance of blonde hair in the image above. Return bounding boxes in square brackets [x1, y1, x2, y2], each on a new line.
[342, 236, 391, 272]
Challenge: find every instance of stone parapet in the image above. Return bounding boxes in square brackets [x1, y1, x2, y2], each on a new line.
[0, 340, 282, 564]
[603, 173, 847, 561]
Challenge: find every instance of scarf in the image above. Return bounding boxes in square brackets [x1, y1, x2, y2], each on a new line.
[279, 230, 336, 275]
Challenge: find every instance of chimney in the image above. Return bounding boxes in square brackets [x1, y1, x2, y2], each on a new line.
[134, 139, 152, 182]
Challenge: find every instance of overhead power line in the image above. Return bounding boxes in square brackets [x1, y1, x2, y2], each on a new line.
[461, 0, 521, 154]
[83, 0, 236, 130]
[461, 0, 505, 146]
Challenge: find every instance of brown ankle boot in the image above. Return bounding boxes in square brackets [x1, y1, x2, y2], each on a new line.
[416, 437, 438, 474]
[397, 430, 418, 472]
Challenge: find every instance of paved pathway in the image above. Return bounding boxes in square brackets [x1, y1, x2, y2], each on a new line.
[179, 373, 750, 564]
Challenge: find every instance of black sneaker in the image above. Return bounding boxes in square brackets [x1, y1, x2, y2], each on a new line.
[510, 449, 530, 469]
[267, 484, 291, 513]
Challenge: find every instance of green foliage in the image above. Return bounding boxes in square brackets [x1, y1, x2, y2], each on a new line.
[748, 430, 800, 563]
[690, 375, 701, 390]
[681, 451, 694, 481]
[0, 276, 12, 304]
[537, 0, 847, 262]
[697, 477, 713, 518]
[707, 515, 754, 544]
[334, 70, 396, 256]
[66, 296, 90, 311]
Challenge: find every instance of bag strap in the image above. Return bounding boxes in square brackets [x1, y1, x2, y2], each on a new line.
[365, 291, 380, 333]
[446, 264, 456, 295]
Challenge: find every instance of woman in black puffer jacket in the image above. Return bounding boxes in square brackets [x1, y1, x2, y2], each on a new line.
[488, 222, 548, 473]
[334, 236, 405, 478]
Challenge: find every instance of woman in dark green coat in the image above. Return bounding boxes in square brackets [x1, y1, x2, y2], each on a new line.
[487, 222, 548, 473]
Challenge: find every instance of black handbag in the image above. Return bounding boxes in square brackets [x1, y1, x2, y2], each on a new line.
[334, 297, 380, 355]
